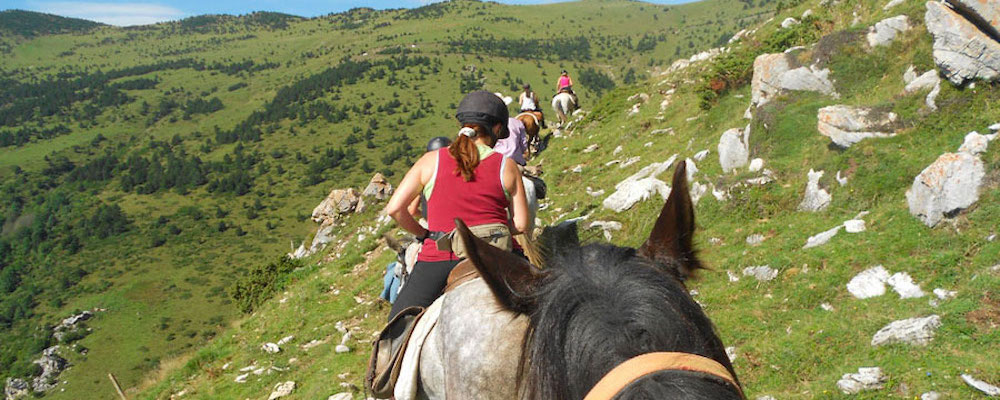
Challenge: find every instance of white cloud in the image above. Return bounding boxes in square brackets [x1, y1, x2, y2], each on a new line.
[28, 2, 186, 26]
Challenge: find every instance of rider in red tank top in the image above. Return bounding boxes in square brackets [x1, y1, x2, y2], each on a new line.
[419, 148, 509, 262]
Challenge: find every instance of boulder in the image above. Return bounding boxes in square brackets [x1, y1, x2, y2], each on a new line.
[925, 1, 1000, 85]
[748, 158, 764, 172]
[4, 378, 29, 400]
[693, 149, 710, 162]
[871, 315, 941, 346]
[261, 343, 281, 354]
[268, 381, 296, 400]
[361, 173, 393, 200]
[867, 15, 911, 47]
[837, 367, 887, 394]
[906, 152, 985, 227]
[798, 169, 832, 212]
[718, 127, 749, 173]
[781, 17, 800, 28]
[751, 53, 838, 110]
[603, 178, 671, 213]
[946, 0, 1000, 39]
[844, 219, 866, 233]
[690, 182, 708, 205]
[615, 155, 678, 190]
[742, 265, 778, 281]
[887, 272, 925, 298]
[312, 188, 362, 223]
[817, 105, 898, 147]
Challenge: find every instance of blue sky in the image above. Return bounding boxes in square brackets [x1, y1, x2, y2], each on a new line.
[2, 0, 697, 26]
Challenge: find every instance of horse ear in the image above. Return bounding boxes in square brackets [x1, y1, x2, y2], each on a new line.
[639, 162, 703, 280]
[454, 219, 539, 314]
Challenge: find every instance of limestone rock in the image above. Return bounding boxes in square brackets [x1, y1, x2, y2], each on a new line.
[693, 149, 710, 162]
[743, 265, 778, 281]
[746, 233, 765, 246]
[933, 288, 957, 300]
[958, 131, 991, 154]
[921, 391, 941, 400]
[925, 1, 1000, 85]
[751, 53, 838, 110]
[904, 70, 942, 93]
[718, 127, 749, 173]
[817, 105, 898, 147]
[844, 219, 866, 233]
[961, 374, 1000, 396]
[781, 17, 800, 28]
[925, 81, 941, 110]
[335, 344, 351, 353]
[583, 144, 600, 153]
[799, 169, 832, 212]
[837, 367, 887, 394]
[887, 272, 926, 298]
[946, 0, 1000, 40]
[261, 343, 281, 354]
[884, 0, 905, 10]
[603, 178, 670, 213]
[4, 378, 29, 400]
[312, 188, 362, 223]
[904, 65, 919, 84]
[803, 226, 842, 248]
[627, 93, 651, 103]
[328, 393, 353, 400]
[836, 170, 849, 186]
[615, 155, 678, 191]
[906, 152, 985, 227]
[690, 181, 708, 205]
[748, 158, 764, 172]
[361, 173, 394, 200]
[277, 335, 295, 346]
[867, 15, 910, 47]
[847, 265, 890, 299]
[590, 221, 623, 241]
[684, 158, 698, 182]
[871, 315, 941, 346]
[268, 381, 296, 400]
[30, 346, 67, 393]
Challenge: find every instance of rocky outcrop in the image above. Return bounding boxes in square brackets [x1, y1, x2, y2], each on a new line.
[53, 310, 92, 342]
[750, 53, 838, 112]
[312, 188, 362, 224]
[925, 1, 1000, 85]
[906, 152, 985, 227]
[4, 378, 29, 400]
[946, 0, 1000, 40]
[798, 169, 831, 212]
[30, 346, 67, 393]
[817, 105, 898, 147]
[603, 178, 670, 213]
[867, 15, 910, 47]
[361, 173, 393, 200]
[718, 127, 750, 173]
[268, 381, 296, 400]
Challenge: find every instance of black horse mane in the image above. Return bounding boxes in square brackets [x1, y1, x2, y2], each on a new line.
[518, 242, 740, 400]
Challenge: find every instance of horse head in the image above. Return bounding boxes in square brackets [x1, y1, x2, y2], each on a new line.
[453, 162, 741, 400]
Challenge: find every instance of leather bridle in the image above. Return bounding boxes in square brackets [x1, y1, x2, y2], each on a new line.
[583, 352, 746, 400]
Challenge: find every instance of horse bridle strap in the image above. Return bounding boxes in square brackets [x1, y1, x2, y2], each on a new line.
[583, 352, 745, 400]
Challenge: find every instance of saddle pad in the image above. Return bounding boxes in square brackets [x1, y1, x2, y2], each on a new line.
[394, 292, 445, 400]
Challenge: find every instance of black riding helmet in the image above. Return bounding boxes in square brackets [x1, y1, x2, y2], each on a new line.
[426, 136, 452, 152]
[455, 90, 509, 140]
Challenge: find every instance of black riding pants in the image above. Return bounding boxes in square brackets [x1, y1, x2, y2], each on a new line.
[387, 259, 460, 321]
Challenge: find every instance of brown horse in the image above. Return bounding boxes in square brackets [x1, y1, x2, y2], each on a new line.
[516, 111, 542, 158]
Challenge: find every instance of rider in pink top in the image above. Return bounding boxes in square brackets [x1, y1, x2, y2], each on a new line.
[557, 70, 573, 92]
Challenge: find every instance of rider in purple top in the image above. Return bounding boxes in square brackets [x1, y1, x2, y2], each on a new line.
[494, 117, 528, 166]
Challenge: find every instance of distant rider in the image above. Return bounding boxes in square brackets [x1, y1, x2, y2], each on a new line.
[518, 83, 546, 128]
[555, 70, 578, 106]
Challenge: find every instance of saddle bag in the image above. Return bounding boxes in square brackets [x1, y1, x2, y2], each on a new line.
[365, 306, 425, 398]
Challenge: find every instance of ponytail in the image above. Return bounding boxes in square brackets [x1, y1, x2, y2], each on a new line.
[450, 123, 489, 181]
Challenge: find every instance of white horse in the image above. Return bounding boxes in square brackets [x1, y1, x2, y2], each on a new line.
[551, 92, 576, 126]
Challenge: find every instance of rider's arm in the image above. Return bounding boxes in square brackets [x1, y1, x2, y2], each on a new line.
[406, 196, 421, 220]
[386, 151, 436, 237]
[502, 159, 530, 235]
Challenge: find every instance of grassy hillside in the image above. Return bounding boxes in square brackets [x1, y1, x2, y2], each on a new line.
[0, 1, 780, 398]
[136, 0, 1000, 398]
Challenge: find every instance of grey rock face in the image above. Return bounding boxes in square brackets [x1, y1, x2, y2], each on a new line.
[958, 131, 991, 154]
[946, 0, 1000, 39]
[871, 315, 941, 346]
[803, 226, 842, 249]
[718, 127, 750, 172]
[904, 70, 942, 93]
[31, 346, 67, 393]
[751, 53, 838, 110]
[867, 15, 911, 47]
[906, 152, 985, 227]
[798, 169, 832, 212]
[268, 381, 296, 400]
[925, 1, 1000, 85]
[4, 378, 30, 400]
[837, 367, 887, 394]
[312, 188, 362, 223]
[361, 173, 394, 200]
[817, 105, 898, 147]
